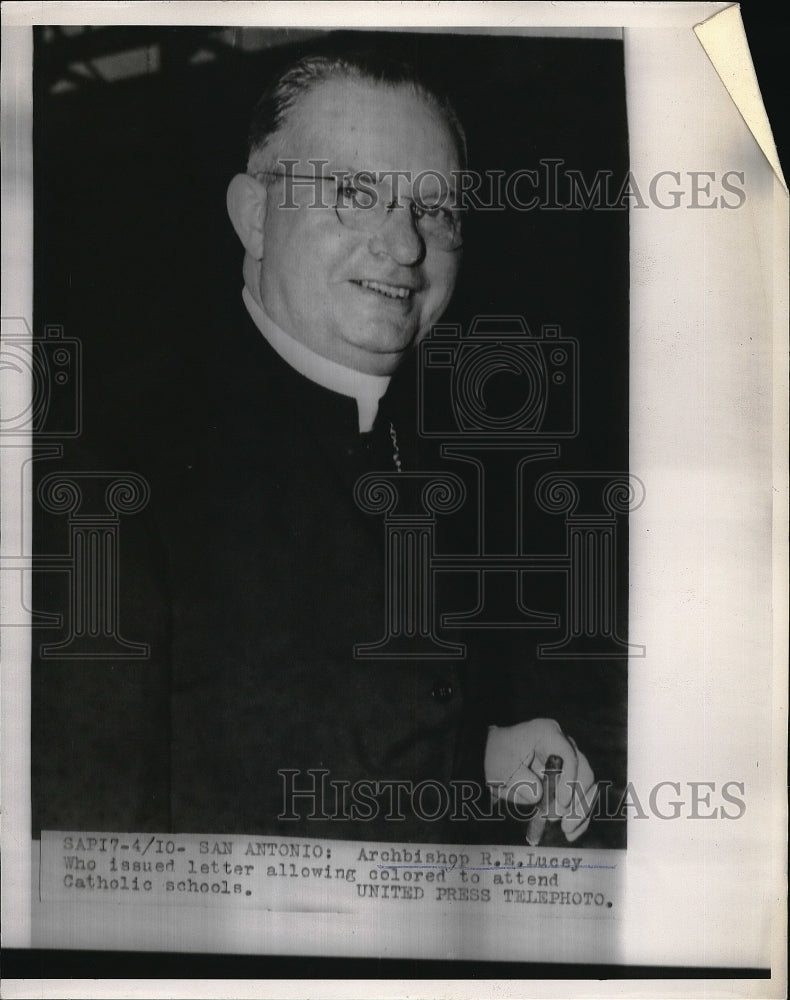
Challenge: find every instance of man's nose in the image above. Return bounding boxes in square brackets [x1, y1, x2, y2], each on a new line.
[368, 204, 426, 266]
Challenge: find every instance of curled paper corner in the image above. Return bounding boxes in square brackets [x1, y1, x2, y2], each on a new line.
[694, 4, 787, 193]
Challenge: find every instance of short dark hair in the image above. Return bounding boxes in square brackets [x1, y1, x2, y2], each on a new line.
[246, 49, 467, 173]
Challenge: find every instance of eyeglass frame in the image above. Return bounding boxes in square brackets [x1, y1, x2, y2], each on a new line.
[254, 169, 464, 251]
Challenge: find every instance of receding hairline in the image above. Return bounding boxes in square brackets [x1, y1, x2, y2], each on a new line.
[246, 66, 467, 176]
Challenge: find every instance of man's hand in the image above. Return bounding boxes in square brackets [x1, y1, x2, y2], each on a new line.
[484, 719, 596, 843]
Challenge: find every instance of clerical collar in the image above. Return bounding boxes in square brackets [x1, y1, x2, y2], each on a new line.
[242, 287, 390, 433]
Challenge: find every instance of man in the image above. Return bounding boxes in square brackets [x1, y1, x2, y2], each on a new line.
[33, 48, 597, 844]
[179, 50, 594, 842]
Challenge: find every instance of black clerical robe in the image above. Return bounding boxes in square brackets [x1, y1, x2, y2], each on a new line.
[162, 317, 484, 840]
[33, 307, 489, 841]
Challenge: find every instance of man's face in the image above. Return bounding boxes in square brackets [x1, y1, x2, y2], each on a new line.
[254, 78, 463, 375]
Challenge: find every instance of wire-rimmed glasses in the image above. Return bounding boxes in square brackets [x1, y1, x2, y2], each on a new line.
[256, 170, 463, 251]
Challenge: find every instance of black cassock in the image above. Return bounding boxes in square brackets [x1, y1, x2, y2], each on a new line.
[33, 302, 499, 842]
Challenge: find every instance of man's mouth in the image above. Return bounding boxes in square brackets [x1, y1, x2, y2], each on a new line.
[351, 279, 415, 301]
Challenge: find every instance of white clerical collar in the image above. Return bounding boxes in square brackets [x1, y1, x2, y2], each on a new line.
[242, 287, 390, 433]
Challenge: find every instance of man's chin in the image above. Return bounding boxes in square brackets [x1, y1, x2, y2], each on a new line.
[338, 328, 416, 374]
[341, 315, 419, 355]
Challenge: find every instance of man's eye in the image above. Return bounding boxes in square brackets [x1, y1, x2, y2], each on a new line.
[413, 202, 452, 224]
[337, 183, 374, 208]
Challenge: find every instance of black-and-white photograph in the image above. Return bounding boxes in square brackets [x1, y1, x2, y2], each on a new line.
[30, 24, 629, 851]
[1, 1, 785, 992]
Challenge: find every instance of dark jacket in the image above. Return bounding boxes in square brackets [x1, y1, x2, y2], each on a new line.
[34, 305, 489, 841]
[163, 315, 487, 840]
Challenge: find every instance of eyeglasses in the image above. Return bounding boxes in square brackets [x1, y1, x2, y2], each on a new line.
[256, 171, 463, 251]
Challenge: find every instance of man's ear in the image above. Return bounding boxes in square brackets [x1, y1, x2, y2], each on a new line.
[226, 173, 268, 260]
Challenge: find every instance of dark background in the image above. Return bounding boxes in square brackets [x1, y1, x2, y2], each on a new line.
[739, 6, 787, 172]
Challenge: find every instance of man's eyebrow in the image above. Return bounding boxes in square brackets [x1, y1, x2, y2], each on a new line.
[325, 163, 364, 179]
[412, 176, 459, 203]
[322, 165, 460, 201]
[416, 181, 459, 200]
